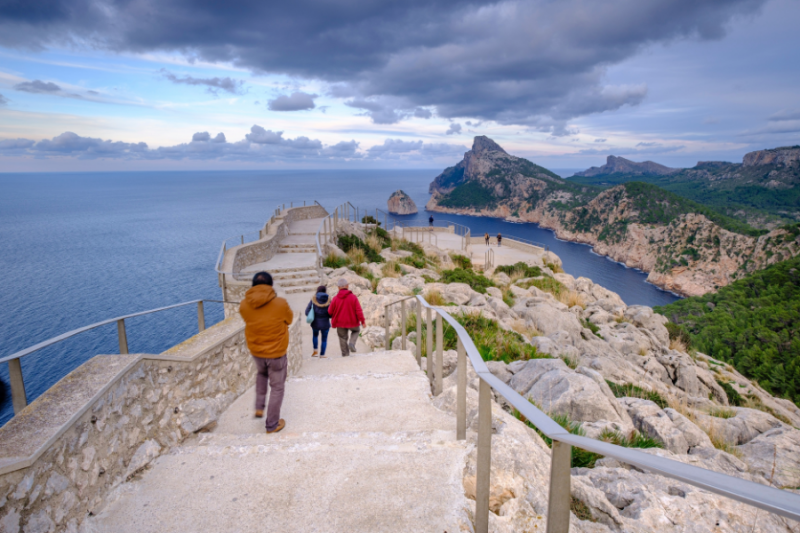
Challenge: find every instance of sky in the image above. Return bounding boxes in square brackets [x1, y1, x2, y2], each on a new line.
[0, 0, 798, 172]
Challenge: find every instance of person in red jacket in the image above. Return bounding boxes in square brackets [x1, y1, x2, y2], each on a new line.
[328, 278, 366, 357]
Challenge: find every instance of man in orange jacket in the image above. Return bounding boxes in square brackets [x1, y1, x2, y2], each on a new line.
[328, 278, 365, 357]
[239, 271, 293, 434]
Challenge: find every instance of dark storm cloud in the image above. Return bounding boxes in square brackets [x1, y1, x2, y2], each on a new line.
[159, 69, 244, 95]
[14, 80, 61, 93]
[268, 91, 316, 111]
[769, 109, 800, 122]
[0, 0, 765, 128]
[0, 127, 456, 162]
[445, 123, 462, 135]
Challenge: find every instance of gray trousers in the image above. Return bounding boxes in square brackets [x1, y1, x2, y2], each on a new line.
[337, 326, 360, 356]
[253, 355, 287, 431]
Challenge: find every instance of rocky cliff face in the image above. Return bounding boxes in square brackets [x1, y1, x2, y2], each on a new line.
[427, 137, 800, 296]
[387, 189, 418, 214]
[743, 146, 800, 167]
[576, 155, 677, 177]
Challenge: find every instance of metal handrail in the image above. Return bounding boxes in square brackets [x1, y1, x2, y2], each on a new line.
[2, 299, 233, 416]
[383, 295, 800, 531]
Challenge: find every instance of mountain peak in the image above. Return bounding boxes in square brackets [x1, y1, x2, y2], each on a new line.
[471, 136, 506, 156]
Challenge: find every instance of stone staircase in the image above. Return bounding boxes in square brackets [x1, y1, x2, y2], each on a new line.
[272, 266, 321, 294]
[84, 349, 471, 532]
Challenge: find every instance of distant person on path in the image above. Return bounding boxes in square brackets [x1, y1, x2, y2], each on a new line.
[429, 215, 434, 227]
[484, 232, 490, 246]
[305, 285, 331, 358]
[497, 233, 502, 247]
[329, 278, 365, 357]
[239, 271, 293, 434]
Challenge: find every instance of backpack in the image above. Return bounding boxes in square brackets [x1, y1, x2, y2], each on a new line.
[306, 304, 315, 324]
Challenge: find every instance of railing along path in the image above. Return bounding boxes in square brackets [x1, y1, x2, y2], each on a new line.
[384, 295, 800, 533]
[1, 299, 236, 416]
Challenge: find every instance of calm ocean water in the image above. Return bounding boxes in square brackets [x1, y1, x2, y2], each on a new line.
[0, 170, 678, 425]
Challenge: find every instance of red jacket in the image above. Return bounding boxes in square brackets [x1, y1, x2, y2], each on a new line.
[329, 288, 365, 328]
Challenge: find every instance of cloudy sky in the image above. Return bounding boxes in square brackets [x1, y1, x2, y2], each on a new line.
[0, 0, 798, 172]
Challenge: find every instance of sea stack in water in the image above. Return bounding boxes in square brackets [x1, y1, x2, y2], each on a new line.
[387, 190, 418, 214]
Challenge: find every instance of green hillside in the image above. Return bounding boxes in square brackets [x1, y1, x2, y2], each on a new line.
[569, 159, 800, 227]
[655, 250, 800, 403]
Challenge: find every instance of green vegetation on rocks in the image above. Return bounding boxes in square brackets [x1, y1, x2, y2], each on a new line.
[338, 234, 384, 263]
[441, 312, 547, 363]
[656, 255, 800, 403]
[439, 268, 494, 293]
[605, 380, 668, 409]
[494, 261, 543, 278]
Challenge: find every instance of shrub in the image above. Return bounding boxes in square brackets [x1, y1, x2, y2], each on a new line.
[440, 268, 495, 294]
[440, 312, 548, 363]
[519, 276, 567, 297]
[338, 234, 383, 263]
[665, 322, 692, 350]
[599, 428, 663, 449]
[400, 255, 426, 269]
[716, 379, 744, 406]
[381, 261, 401, 278]
[513, 402, 601, 468]
[605, 380, 668, 408]
[582, 319, 603, 339]
[424, 289, 446, 307]
[502, 289, 515, 308]
[495, 261, 543, 279]
[450, 253, 473, 270]
[361, 215, 380, 225]
[545, 261, 564, 274]
[323, 252, 349, 269]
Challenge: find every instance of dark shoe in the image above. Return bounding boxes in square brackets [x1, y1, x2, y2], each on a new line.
[349, 344, 357, 353]
[267, 419, 286, 434]
[255, 410, 264, 418]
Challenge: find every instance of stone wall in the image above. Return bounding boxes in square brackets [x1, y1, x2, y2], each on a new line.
[0, 314, 304, 533]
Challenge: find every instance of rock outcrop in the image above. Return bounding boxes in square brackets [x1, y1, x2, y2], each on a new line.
[387, 189, 418, 214]
[426, 136, 800, 296]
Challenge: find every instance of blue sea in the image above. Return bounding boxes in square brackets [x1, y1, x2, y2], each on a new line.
[0, 170, 678, 425]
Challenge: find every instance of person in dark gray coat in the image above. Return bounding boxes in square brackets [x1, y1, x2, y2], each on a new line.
[305, 285, 332, 358]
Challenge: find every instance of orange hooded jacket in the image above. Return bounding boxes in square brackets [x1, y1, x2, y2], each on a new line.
[239, 285, 294, 358]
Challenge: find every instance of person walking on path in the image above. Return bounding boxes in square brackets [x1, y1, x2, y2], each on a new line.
[239, 271, 293, 434]
[429, 215, 434, 227]
[305, 285, 331, 358]
[497, 233, 502, 247]
[484, 232, 490, 246]
[329, 278, 365, 357]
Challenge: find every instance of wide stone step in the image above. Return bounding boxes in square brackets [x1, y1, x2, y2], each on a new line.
[272, 270, 319, 280]
[276, 277, 320, 288]
[268, 265, 318, 273]
[279, 247, 316, 253]
[284, 284, 323, 294]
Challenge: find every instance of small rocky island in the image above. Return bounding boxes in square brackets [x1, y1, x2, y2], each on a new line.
[387, 189, 418, 214]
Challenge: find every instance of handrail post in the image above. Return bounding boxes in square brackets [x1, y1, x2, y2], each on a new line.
[456, 337, 466, 440]
[384, 307, 390, 351]
[546, 440, 572, 533]
[401, 299, 407, 350]
[475, 378, 492, 533]
[426, 307, 434, 387]
[197, 301, 206, 332]
[117, 319, 129, 354]
[8, 358, 28, 414]
[435, 312, 443, 395]
[241, 235, 244, 245]
[416, 305, 422, 367]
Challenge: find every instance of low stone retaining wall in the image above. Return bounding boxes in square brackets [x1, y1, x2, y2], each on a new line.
[0, 314, 303, 533]
[469, 236, 545, 254]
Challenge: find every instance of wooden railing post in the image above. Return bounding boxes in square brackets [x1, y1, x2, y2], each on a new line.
[401, 299, 407, 350]
[546, 441, 572, 533]
[8, 358, 27, 414]
[456, 337, 466, 440]
[435, 312, 443, 395]
[475, 378, 493, 533]
[117, 319, 129, 354]
[197, 301, 206, 332]
[426, 307, 434, 387]
[416, 304, 422, 367]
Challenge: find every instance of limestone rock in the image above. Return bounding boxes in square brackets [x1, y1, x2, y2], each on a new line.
[738, 426, 800, 488]
[663, 408, 713, 451]
[619, 398, 689, 454]
[698, 407, 783, 445]
[387, 189, 418, 215]
[125, 439, 162, 478]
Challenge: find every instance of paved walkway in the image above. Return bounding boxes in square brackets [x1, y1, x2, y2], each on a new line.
[86, 349, 469, 532]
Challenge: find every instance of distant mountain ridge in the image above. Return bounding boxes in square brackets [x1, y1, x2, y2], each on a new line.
[427, 136, 800, 296]
[568, 146, 800, 227]
[575, 155, 677, 177]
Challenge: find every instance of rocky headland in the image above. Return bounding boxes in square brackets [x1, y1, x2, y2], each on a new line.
[322, 219, 800, 531]
[576, 155, 678, 178]
[426, 137, 800, 296]
[387, 189, 418, 214]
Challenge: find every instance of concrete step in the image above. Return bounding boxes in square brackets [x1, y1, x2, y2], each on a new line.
[281, 242, 316, 248]
[272, 269, 319, 280]
[284, 284, 322, 294]
[289, 232, 317, 236]
[279, 247, 316, 253]
[276, 277, 320, 288]
[269, 264, 318, 274]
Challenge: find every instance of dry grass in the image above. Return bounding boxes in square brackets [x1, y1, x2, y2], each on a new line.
[705, 422, 743, 458]
[708, 406, 737, 419]
[508, 318, 541, 340]
[669, 337, 688, 352]
[638, 347, 648, 357]
[614, 315, 631, 324]
[424, 288, 446, 306]
[667, 394, 697, 422]
[668, 394, 743, 458]
[347, 247, 366, 265]
[381, 260, 401, 278]
[546, 261, 564, 274]
[365, 232, 383, 253]
[557, 289, 586, 309]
